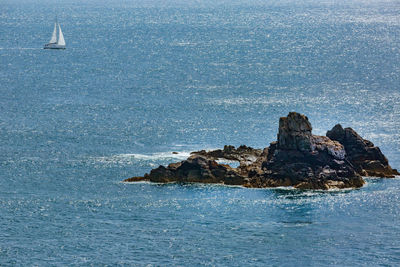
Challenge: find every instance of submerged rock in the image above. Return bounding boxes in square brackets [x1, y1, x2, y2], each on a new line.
[124, 112, 398, 190]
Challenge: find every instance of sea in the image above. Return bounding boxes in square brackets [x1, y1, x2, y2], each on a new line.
[1, 0, 400, 265]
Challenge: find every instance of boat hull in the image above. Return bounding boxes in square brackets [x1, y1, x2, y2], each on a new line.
[44, 43, 66, 49]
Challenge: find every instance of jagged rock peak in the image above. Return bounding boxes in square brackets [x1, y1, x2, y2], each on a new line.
[124, 112, 397, 190]
[326, 124, 345, 143]
[327, 123, 399, 177]
[280, 112, 312, 133]
[277, 112, 313, 151]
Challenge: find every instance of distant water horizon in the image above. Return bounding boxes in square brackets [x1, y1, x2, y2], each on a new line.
[1, 0, 400, 265]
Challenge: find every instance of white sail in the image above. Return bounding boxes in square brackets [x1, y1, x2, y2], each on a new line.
[57, 24, 65, 46]
[49, 22, 57, 44]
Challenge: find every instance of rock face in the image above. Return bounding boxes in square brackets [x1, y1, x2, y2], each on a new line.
[125, 155, 246, 185]
[277, 112, 313, 151]
[327, 124, 399, 177]
[260, 112, 364, 189]
[191, 145, 263, 166]
[124, 112, 398, 190]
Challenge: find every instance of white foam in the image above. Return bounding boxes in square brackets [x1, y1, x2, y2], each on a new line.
[119, 180, 151, 185]
[91, 151, 192, 165]
[170, 41, 197, 47]
[216, 159, 240, 168]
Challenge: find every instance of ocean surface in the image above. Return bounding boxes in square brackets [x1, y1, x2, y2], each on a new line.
[1, 0, 400, 265]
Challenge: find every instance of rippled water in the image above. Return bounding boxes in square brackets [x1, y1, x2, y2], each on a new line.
[1, 0, 400, 265]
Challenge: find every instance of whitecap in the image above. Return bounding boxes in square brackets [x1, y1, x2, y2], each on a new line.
[90, 151, 192, 165]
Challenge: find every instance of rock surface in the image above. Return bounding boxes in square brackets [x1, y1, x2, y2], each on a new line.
[125, 155, 246, 185]
[191, 145, 263, 165]
[258, 112, 364, 189]
[277, 112, 313, 151]
[327, 124, 399, 177]
[124, 112, 398, 190]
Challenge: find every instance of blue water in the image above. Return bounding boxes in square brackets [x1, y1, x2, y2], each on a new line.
[1, 0, 400, 265]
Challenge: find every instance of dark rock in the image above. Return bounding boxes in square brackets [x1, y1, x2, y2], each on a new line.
[125, 112, 397, 190]
[327, 124, 399, 177]
[123, 176, 148, 182]
[277, 112, 313, 151]
[137, 155, 246, 185]
[261, 112, 364, 189]
[191, 145, 263, 165]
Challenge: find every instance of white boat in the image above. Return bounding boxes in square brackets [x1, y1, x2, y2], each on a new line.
[44, 21, 66, 49]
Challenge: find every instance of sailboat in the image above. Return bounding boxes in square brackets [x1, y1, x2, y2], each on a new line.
[44, 21, 66, 49]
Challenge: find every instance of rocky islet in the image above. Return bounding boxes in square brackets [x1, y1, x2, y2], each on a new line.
[124, 112, 399, 190]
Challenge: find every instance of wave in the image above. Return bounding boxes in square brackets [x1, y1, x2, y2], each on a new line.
[0, 47, 40, 50]
[90, 151, 192, 165]
[170, 41, 198, 47]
